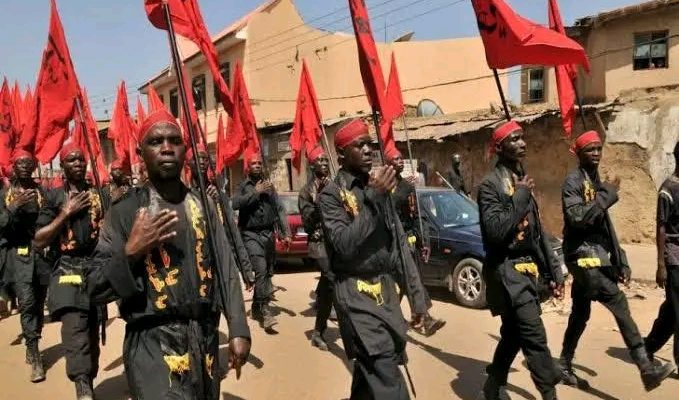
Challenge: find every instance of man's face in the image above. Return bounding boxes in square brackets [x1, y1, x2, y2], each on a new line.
[389, 155, 404, 174]
[13, 157, 35, 180]
[498, 130, 527, 163]
[313, 155, 330, 178]
[61, 151, 86, 183]
[110, 168, 129, 186]
[341, 135, 373, 174]
[197, 151, 210, 175]
[248, 158, 263, 180]
[578, 143, 602, 169]
[452, 154, 461, 168]
[139, 123, 186, 181]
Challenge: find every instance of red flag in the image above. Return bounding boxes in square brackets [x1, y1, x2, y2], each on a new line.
[348, 0, 388, 114]
[147, 85, 166, 112]
[233, 63, 260, 157]
[11, 81, 23, 133]
[109, 81, 140, 168]
[30, 0, 81, 163]
[215, 112, 226, 173]
[549, 0, 583, 137]
[221, 68, 247, 167]
[384, 53, 405, 121]
[79, 88, 110, 183]
[0, 80, 18, 174]
[472, 0, 590, 70]
[136, 96, 146, 126]
[291, 61, 323, 171]
[144, 0, 234, 115]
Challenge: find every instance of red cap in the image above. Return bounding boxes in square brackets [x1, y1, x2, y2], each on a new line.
[571, 130, 602, 154]
[335, 119, 369, 149]
[11, 149, 34, 163]
[243, 148, 261, 174]
[489, 120, 522, 156]
[307, 145, 325, 163]
[138, 109, 180, 140]
[59, 141, 84, 161]
[385, 145, 401, 161]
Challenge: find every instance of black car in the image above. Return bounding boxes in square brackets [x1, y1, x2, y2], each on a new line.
[415, 188, 565, 309]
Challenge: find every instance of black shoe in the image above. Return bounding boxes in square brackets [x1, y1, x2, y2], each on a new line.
[310, 330, 329, 351]
[631, 346, 675, 391]
[0, 297, 9, 319]
[75, 377, 94, 400]
[482, 375, 511, 400]
[261, 304, 278, 333]
[558, 357, 589, 389]
[27, 342, 46, 383]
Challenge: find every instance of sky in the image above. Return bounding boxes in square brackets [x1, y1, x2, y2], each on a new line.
[0, 0, 642, 119]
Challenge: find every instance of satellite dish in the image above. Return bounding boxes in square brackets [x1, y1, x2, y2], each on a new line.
[417, 99, 443, 117]
[393, 32, 414, 42]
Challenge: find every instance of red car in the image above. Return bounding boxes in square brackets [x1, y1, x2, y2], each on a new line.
[275, 192, 310, 262]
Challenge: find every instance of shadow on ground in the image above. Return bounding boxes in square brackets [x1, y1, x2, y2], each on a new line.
[95, 373, 130, 400]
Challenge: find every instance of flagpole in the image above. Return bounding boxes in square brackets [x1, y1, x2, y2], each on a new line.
[573, 84, 588, 130]
[319, 123, 337, 176]
[492, 69, 511, 121]
[161, 1, 228, 311]
[74, 97, 108, 211]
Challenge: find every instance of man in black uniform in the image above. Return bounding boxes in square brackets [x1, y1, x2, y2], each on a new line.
[88, 109, 250, 400]
[188, 143, 255, 287]
[477, 120, 564, 400]
[447, 153, 468, 195]
[319, 118, 429, 399]
[33, 142, 106, 400]
[0, 150, 49, 382]
[299, 146, 333, 350]
[232, 153, 290, 332]
[108, 158, 131, 204]
[646, 141, 679, 372]
[556, 131, 674, 391]
[386, 147, 445, 337]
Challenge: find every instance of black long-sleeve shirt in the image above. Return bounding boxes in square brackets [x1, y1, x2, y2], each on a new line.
[299, 178, 326, 243]
[232, 178, 289, 236]
[392, 177, 429, 248]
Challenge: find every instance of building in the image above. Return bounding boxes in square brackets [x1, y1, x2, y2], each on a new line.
[139, 0, 506, 191]
[521, 0, 679, 105]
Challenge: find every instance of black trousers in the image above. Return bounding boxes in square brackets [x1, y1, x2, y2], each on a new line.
[15, 281, 48, 344]
[645, 265, 679, 364]
[60, 307, 100, 382]
[243, 231, 275, 307]
[350, 351, 409, 400]
[487, 300, 559, 398]
[561, 269, 643, 361]
[314, 256, 334, 333]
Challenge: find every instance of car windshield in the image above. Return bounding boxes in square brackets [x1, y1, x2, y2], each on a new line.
[279, 195, 299, 215]
[420, 191, 479, 228]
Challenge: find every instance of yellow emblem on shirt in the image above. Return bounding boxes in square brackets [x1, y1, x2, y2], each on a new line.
[357, 280, 384, 306]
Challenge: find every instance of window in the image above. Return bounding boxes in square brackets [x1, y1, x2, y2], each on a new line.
[159, 94, 165, 105]
[634, 31, 669, 70]
[214, 62, 231, 104]
[169, 89, 179, 118]
[527, 68, 545, 103]
[192, 74, 206, 111]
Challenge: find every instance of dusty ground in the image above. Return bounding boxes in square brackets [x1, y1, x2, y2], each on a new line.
[0, 258, 677, 400]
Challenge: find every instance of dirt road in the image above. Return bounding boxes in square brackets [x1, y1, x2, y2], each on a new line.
[0, 267, 677, 400]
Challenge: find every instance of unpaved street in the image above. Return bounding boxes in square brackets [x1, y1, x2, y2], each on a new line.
[0, 263, 677, 400]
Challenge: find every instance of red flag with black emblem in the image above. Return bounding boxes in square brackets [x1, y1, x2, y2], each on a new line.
[221, 67, 247, 168]
[0, 80, 17, 174]
[144, 0, 234, 115]
[548, 0, 585, 137]
[233, 63, 260, 158]
[30, 0, 81, 163]
[471, 0, 589, 70]
[291, 60, 323, 171]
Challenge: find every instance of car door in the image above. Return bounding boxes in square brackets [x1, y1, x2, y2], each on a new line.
[417, 192, 447, 284]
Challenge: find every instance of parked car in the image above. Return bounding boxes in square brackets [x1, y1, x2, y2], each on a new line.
[415, 188, 566, 309]
[274, 192, 310, 263]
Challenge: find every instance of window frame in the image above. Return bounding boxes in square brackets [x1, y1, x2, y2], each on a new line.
[526, 68, 545, 103]
[169, 88, 179, 118]
[213, 62, 231, 104]
[633, 30, 669, 71]
[192, 74, 206, 111]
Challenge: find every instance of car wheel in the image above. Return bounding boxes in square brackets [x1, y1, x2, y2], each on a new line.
[451, 258, 486, 309]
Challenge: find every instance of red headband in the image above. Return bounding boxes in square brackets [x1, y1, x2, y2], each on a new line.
[59, 141, 84, 160]
[335, 119, 369, 149]
[307, 145, 325, 163]
[138, 109, 180, 140]
[489, 120, 522, 156]
[11, 149, 34, 163]
[385, 145, 401, 161]
[571, 130, 602, 155]
[243, 149, 261, 173]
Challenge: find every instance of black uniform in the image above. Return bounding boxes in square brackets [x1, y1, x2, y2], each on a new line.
[0, 183, 50, 347]
[37, 185, 105, 383]
[88, 186, 250, 400]
[319, 168, 428, 399]
[477, 164, 563, 399]
[560, 168, 644, 362]
[645, 176, 679, 365]
[232, 178, 289, 309]
[448, 167, 467, 194]
[299, 177, 333, 334]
